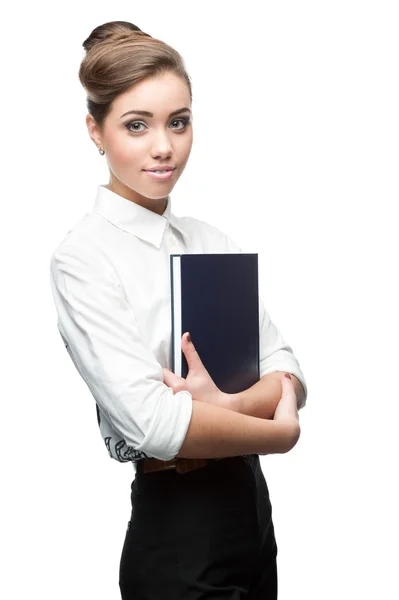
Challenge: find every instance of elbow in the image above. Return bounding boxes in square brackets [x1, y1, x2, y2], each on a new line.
[291, 375, 306, 411]
[297, 397, 306, 411]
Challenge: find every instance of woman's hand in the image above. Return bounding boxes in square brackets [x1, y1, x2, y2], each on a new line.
[162, 332, 231, 410]
[273, 374, 299, 422]
[273, 374, 301, 452]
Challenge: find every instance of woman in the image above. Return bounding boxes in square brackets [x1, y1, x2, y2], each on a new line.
[49, 20, 308, 599]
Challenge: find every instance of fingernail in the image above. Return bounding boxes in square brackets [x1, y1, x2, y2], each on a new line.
[284, 373, 291, 379]
[187, 332, 191, 343]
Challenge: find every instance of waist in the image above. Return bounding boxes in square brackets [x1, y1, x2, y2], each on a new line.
[137, 456, 226, 475]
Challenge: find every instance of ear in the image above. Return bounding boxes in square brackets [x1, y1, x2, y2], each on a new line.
[86, 113, 103, 150]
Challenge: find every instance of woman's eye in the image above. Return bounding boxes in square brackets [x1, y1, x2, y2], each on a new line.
[126, 122, 146, 132]
[125, 117, 190, 133]
[170, 118, 190, 130]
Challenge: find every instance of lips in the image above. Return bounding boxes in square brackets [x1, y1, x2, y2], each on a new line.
[144, 169, 176, 181]
[144, 167, 176, 172]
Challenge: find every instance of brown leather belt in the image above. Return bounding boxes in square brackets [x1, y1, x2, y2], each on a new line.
[141, 457, 224, 475]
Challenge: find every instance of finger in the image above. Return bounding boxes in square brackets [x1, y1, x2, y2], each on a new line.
[281, 377, 298, 405]
[162, 368, 173, 382]
[281, 373, 294, 384]
[163, 369, 180, 386]
[281, 375, 296, 393]
[166, 371, 182, 383]
[181, 332, 202, 367]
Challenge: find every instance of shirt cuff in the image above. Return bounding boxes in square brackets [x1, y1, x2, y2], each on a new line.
[260, 361, 308, 403]
[134, 389, 193, 460]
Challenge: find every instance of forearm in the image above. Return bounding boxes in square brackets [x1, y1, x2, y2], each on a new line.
[176, 399, 299, 458]
[226, 372, 306, 418]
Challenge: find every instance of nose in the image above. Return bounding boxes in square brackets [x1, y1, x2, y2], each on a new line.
[150, 130, 173, 159]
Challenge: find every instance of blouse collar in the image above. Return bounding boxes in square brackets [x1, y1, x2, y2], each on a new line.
[91, 184, 190, 249]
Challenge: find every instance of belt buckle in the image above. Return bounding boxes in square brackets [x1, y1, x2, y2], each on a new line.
[162, 459, 179, 471]
[142, 458, 178, 474]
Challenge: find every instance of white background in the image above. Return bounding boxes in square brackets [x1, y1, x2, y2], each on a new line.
[1, 1, 398, 598]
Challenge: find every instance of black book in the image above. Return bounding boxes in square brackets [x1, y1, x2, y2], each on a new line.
[170, 253, 260, 394]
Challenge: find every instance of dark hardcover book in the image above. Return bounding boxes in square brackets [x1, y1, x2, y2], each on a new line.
[170, 253, 260, 394]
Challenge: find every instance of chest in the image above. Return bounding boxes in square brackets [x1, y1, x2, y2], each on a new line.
[106, 225, 196, 368]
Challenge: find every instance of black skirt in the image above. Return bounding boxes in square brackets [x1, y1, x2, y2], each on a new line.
[119, 454, 278, 599]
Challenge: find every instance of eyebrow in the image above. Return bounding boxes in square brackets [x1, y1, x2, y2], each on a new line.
[120, 107, 191, 119]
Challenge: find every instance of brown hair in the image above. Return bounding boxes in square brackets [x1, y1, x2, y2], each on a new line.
[79, 21, 193, 130]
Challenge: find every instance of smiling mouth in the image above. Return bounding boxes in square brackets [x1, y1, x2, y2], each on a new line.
[144, 168, 176, 173]
[143, 169, 176, 181]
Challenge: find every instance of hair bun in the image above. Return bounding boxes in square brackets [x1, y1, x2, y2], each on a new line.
[82, 21, 146, 53]
[79, 21, 192, 129]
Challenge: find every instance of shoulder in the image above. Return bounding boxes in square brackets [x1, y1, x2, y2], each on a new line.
[49, 213, 108, 274]
[177, 215, 243, 253]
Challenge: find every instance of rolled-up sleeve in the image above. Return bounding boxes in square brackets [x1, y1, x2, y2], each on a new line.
[257, 295, 308, 402]
[49, 242, 193, 461]
[221, 231, 308, 405]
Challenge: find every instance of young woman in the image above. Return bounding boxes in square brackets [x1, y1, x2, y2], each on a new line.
[49, 20, 308, 599]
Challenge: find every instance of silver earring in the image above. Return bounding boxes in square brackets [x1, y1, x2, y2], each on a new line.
[98, 147, 105, 155]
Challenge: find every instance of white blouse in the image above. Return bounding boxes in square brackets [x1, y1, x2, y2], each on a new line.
[49, 184, 307, 463]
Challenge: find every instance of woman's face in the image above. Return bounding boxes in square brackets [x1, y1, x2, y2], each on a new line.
[86, 71, 193, 215]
